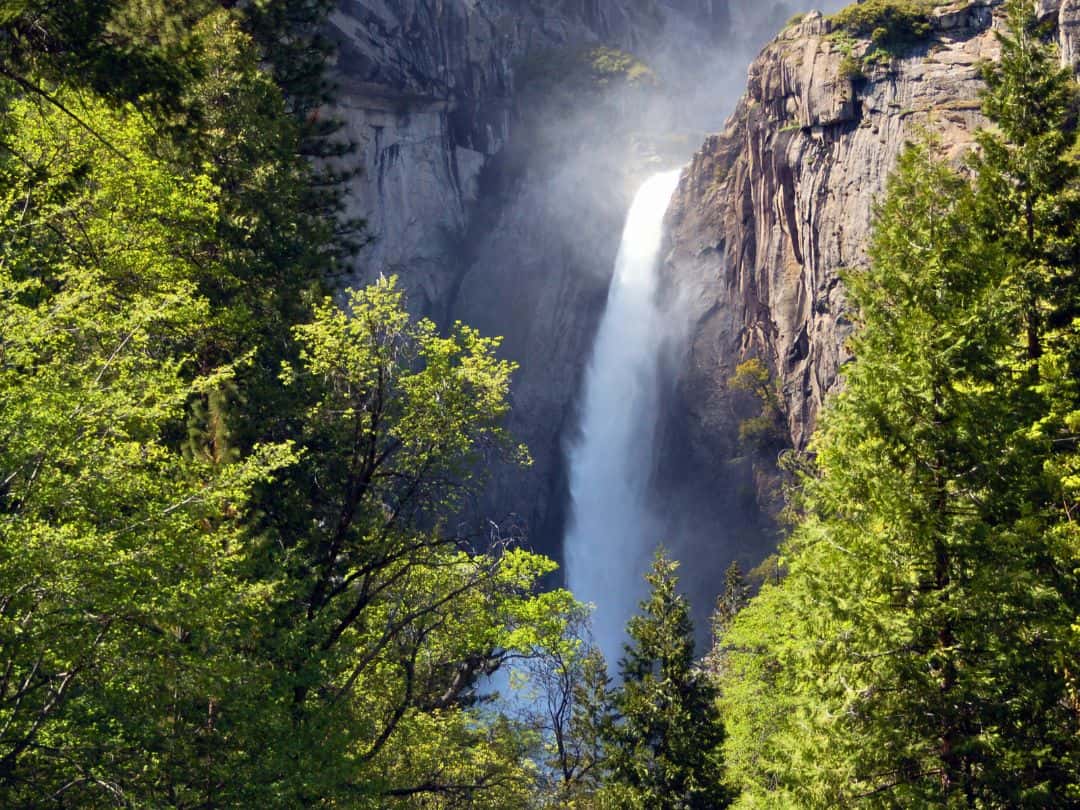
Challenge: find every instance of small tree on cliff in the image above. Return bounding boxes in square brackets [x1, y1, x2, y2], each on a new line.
[605, 550, 733, 809]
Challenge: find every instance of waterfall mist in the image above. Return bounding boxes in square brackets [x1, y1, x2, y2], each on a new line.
[564, 170, 683, 668]
[450, 0, 853, 655]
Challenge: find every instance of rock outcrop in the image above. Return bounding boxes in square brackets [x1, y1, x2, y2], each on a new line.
[658, 0, 1077, 560]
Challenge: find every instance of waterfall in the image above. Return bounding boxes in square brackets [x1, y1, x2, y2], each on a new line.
[564, 169, 683, 669]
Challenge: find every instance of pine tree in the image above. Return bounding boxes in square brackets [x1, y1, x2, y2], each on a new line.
[720, 2, 1080, 804]
[973, 0, 1080, 363]
[569, 649, 616, 795]
[714, 562, 751, 638]
[605, 551, 732, 809]
[703, 562, 750, 679]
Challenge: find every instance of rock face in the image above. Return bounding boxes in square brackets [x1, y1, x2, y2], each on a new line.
[449, 161, 631, 554]
[322, 0, 1076, 577]
[661, 2, 993, 520]
[326, 0, 728, 315]
[658, 0, 1077, 561]
[324, 0, 756, 555]
[326, 0, 622, 316]
[1041, 0, 1080, 62]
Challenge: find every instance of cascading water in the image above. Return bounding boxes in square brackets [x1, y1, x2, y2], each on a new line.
[564, 169, 683, 669]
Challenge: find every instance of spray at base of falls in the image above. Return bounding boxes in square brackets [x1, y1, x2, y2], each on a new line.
[564, 169, 683, 670]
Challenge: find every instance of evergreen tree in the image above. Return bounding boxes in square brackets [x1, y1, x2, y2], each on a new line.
[568, 649, 616, 799]
[973, 0, 1080, 363]
[713, 562, 751, 638]
[703, 561, 750, 679]
[605, 551, 732, 809]
[0, 0, 195, 115]
[720, 2, 1080, 805]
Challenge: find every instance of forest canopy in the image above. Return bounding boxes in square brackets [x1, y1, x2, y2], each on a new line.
[0, 0, 1078, 808]
[0, 1, 583, 806]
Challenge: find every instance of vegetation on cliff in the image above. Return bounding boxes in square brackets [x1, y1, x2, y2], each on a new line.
[829, 0, 936, 49]
[1, 0, 1077, 807]
[718, 1, 1080, 805]
[829, 0, 942, 78]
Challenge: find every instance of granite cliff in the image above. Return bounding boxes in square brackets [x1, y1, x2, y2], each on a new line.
[324, 0, 784, 556]
[658, 0, 1079, 562]
[326, 0, 728, 314]
[319, 0, 1077, 578]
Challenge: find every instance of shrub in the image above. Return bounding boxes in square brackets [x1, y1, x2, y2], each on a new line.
[839, 53, 865, 81]
[515, 45, 656, 95]
[830, 0, 935, 51]
[729, 359, 789, 453]
[586, 46, 655, 85]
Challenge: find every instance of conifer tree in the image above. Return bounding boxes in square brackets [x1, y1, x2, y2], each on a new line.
[703, 562, 750, 679]
[605, 551, 732, 809]
[720, 2, 1080, 805]
[973, 0, 1079, 363]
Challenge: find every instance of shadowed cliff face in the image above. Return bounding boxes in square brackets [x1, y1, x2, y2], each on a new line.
[324, 0, 813, 562]
[325, 0, 733, 317]
[324, 1, 669, 557]
[658, 0, 1079, 590]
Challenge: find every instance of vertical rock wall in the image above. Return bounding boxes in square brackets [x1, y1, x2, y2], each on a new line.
[324, 0, 739, 554]
[319, 0, 1080, 579]
[659, 0, 1077, 567]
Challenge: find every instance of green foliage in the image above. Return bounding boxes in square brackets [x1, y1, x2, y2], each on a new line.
[828, 29, 868, 82]
[10, 0, 1078, 806]
[720, 2, 1080, 805]
[586, 46, 656, 86]
[234, 0, 337, 118]
[729, 358, 788, 454]
[0, 86, 296, 805]
[712, 562, 751, 640]
[972, 0, 1080, 366]
[569, 650, 616, 794]
[702, 562, 751, 680]
[745, 553, 785, 587]
[828, 0, 939, 80]
[838, 52, 865, 81]
[604, 551, 733, 809]
[0, 2, 580, 806]
[829, 0, 935, 51]
[0, 0, 201, 115]
[516, 44, 657, 102]
[510, 609, 613, 806]
[235, 276, 577, 804]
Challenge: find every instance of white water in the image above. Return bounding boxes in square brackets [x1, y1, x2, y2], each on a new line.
[564, 169, 683, 669]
